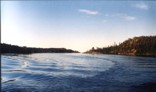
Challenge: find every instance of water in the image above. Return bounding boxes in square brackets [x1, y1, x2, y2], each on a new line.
[1, 53, 156, 92]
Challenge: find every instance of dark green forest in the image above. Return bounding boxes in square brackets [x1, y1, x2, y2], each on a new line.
[1, 43, 79, 54]
[1, 36, 156, 56]
[85, 36, 156, 57]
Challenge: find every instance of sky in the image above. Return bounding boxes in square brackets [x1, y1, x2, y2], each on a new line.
[1, 1, 156, 52]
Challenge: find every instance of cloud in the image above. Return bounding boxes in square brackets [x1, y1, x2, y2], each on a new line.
[134, 2, 149, 10]
[102, 20, 107, 23]
[103, 13, 136, 21]
[79, 9, 99, 15]
[106, 13, 136, 21]
[111, 13, 136, 21]
[123, 15, 136, 21]
[105, 13, 109, 17]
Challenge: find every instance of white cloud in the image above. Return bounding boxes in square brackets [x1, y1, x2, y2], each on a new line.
[79, 9, 99, 15]
[123, 15, 136, 21]
[104, 13, 136, 21]
[134, 2, 149, 10]
[104, 13, 126, 17]
[105, 13, 109, 17]
[102, 20, 107, 23]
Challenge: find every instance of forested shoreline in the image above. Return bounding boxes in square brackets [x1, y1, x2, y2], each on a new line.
[85, 36, 156, 57]
[1, 43, 79, 54]
[1, 36, 156, 57]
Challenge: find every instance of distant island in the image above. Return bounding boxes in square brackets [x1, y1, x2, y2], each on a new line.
[85, 36, 156, 57]
[1, 43, 79, 54]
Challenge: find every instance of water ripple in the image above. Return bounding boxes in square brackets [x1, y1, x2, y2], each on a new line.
[2, 53, 156, 92]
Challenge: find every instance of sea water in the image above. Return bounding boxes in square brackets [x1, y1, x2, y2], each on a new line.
[1, 53, 156, 92]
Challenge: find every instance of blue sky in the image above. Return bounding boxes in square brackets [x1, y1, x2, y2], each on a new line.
[1, 1, 156, 52]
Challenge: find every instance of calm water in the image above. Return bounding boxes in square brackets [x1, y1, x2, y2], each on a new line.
[1, 53, 156, 92]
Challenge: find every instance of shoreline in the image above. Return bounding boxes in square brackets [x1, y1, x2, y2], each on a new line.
[84, 52, 156, 58]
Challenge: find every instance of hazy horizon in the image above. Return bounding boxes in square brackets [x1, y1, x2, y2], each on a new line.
[1, 1, 156, 52]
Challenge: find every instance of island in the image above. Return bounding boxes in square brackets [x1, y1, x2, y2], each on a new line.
[85, 36, 156, 57]
[1, 43, 79, 54]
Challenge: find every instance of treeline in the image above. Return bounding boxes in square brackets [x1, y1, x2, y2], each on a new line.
[85, 36, 156, 57]
[1, 43, 79, 54]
